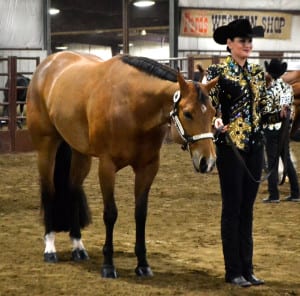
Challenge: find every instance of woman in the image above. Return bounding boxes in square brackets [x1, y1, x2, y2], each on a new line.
[206, 19, 267, 287]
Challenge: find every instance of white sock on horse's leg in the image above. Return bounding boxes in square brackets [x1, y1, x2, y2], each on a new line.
[44, 232, 56, 253]
[71, 237, 85, 251]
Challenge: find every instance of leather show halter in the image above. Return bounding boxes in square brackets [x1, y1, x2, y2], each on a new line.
[170, 85, 214, 151]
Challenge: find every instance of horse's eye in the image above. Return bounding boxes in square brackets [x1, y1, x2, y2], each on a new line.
[183, 111, 193, 120]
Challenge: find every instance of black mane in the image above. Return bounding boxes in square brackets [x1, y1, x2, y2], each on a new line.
[121, 55, 178, 82]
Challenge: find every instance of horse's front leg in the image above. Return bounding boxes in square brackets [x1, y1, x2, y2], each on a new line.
[134, 158, 159, 277]
[98, 157, 118, 278]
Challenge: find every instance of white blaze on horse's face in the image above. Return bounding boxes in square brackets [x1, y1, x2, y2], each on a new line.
[172, 74, 218, 173]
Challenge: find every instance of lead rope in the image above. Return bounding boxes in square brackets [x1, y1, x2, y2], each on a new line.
[220, 120, 288, 184]
[222, 131, 271, 183]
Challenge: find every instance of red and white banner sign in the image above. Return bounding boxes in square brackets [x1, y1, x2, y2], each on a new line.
[180, 9, 292, 39]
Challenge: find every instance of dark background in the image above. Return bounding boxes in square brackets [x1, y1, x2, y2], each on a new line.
[50, 0, 169, 54]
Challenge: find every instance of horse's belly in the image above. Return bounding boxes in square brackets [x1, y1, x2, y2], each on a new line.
[92, 125, 166, 165]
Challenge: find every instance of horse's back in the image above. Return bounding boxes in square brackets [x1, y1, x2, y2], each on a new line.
[27, 52, 174, 158]
[27, 52, 102, 148]
[28, 51, 102, 99]
[27, 52, 128, 153]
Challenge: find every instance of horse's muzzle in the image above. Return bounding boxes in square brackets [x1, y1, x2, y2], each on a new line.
[192, 156, 216, 173]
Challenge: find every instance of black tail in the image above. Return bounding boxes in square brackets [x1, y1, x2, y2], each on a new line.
[47, 141, 91, 232]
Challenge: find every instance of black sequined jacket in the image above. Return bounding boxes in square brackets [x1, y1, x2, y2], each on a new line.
[207, 56, 270, 152]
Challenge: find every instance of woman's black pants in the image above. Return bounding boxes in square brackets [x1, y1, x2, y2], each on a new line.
[216, 144, 263, 280]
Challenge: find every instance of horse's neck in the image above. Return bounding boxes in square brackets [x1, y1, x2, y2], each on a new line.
[136, 80, 178, 132]
[160, 82, 179, 122]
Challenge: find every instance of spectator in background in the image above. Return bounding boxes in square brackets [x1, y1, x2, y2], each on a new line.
[263, 59, 300, 203]
[193, 63, 205, 82]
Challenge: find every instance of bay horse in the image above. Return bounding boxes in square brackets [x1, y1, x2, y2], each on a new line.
[26, 51, 217, 278]
[282, 70, 300, 140]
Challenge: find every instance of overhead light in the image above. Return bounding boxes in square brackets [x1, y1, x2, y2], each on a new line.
[118, 43, 134, 47]
[49, 8, 60, 15]
[133, 1, 155, 7]
[141, 29, 147, 36]
[55, 46, 68, 50]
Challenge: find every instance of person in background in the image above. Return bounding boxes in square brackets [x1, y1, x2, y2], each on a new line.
[262, 59, 300, 203]
[206, 19, 267, 288]
[193, 63, 205, 82]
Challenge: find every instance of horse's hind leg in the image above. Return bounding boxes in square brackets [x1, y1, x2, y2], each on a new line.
[98, 156, 118, 278]
[133, 159, 159, 277]
[36, 138, 61, 262]
[68, 149, 92, 261]
[40, 140, 92, 263]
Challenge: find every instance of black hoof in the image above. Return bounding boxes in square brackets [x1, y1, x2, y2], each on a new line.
[135, 266, 153, 277]
[44, 252, 58, 263]
[71, 248, 89, 261]
[101, 264, 118, 278]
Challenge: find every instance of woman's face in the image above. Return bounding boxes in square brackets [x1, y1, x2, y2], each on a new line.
[227, 37, 253, 60]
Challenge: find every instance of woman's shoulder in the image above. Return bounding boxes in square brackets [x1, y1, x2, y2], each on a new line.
[207, 63, 226, 80]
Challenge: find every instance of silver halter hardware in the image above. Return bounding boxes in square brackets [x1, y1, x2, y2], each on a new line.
[170, 90, 214, 151]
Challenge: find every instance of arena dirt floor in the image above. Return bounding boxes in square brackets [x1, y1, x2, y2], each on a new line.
[1, 140, 300, 296]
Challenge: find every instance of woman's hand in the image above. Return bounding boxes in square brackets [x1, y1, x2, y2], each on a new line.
[214, 118, 228, 132]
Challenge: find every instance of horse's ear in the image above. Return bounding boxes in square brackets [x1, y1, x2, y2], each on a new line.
[177, 70, 189, 94]
[201, 77, 218, 93]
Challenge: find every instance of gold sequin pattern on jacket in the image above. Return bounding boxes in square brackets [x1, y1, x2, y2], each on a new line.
[207, 56, 269, 152]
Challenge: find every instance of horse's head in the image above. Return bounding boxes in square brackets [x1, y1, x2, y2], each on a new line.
[170, 72, 218, 173]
